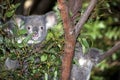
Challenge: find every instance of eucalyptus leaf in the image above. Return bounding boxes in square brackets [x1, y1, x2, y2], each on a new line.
[45, 73, 48, 80]
[22, 34, 32, 44]
[18, 29, 27, 35]
[5, 10, 14, 17]
[41, 54, 48, 62]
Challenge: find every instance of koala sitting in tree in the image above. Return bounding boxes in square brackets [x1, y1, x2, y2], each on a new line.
[6, 11, 57, 44]
[4, 12, 57, 70]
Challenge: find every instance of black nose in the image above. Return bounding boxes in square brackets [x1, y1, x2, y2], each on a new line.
[33, 27, 38, 32]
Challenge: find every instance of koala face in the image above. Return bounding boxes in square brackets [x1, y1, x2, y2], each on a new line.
[23, 15, 47, 44]
[7, 12, 57, 44]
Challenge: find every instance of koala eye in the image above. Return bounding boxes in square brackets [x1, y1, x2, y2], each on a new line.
[41, 26, 43, 30]
[27, 26, 31, 30]
[28, 27, 30, 30]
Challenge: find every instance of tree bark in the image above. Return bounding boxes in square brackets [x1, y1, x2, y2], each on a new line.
[57, 0, 76, 80]
[58, 0, 98, 79]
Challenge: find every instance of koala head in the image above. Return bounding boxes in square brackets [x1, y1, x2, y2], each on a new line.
[7, 12, 57, 44]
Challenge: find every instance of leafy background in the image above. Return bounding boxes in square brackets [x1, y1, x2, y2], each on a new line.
[0, 0, 120, 80]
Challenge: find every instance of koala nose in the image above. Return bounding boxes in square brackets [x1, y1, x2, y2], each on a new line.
[34, 31, 38, 35]
[33, 27, 38, 32]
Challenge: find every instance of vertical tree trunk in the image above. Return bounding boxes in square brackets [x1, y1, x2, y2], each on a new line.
[57, 0, 76, 79]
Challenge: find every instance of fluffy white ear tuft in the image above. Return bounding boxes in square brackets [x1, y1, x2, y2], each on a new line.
[14, 15, 25, 28]
[45, 12, 57, 29]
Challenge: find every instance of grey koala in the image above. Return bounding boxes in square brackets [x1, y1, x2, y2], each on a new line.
[6, 11, 57, 44]
[4, 12, 57, 71]
[70, 44, 101, 80]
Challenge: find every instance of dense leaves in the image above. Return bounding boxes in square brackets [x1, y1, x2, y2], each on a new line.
[0, 0, 120, 80]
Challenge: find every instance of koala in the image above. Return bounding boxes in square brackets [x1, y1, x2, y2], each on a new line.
[6, 11, 57, 44]
[4, 12, 57, 71]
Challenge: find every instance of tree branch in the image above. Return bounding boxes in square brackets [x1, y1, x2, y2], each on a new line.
[57, 0, 120, 79]
[99, 41, 120, 62]
[57, 0, 76, 80]
[57, 0, 98, 79]
[75, 0, 97, 38]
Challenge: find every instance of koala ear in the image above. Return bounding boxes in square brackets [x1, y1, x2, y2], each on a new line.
[45, 12, 57, 29]
[13, 15, 25, 28]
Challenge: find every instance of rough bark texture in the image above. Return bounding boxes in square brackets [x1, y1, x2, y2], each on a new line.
[57, 0, 76, 80]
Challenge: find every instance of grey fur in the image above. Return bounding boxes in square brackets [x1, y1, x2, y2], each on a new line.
[5, 57, 20, 70]
[4, 12, 57, 71]
[6, 11, 57, 44]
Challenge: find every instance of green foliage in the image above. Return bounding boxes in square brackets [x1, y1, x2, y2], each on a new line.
[76, 0, 120, 80]
[91, 76, 105, 80]
[0, 1, 63, 80]
[82, 0, 120, 80]
[0, 22, 63, 79]
[0, 1, 20, 19]
[78, 37, 90, 54]
[81, 0, 120, 49]
[84, 21, 106, 40]
[0, 23, 62, 79]
[0, 0, 120, 80]
[5, 3, 20, 18]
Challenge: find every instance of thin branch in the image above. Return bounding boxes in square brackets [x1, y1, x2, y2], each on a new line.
[75, 0, 97, 38]
[99, 41, 120, 62]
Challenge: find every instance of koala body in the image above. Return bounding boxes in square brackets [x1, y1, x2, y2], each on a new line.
[4, 12, 57, 71]
[7, 12, 57, 44]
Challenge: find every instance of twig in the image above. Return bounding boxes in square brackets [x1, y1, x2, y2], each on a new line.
[75, 0, 97, 38]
